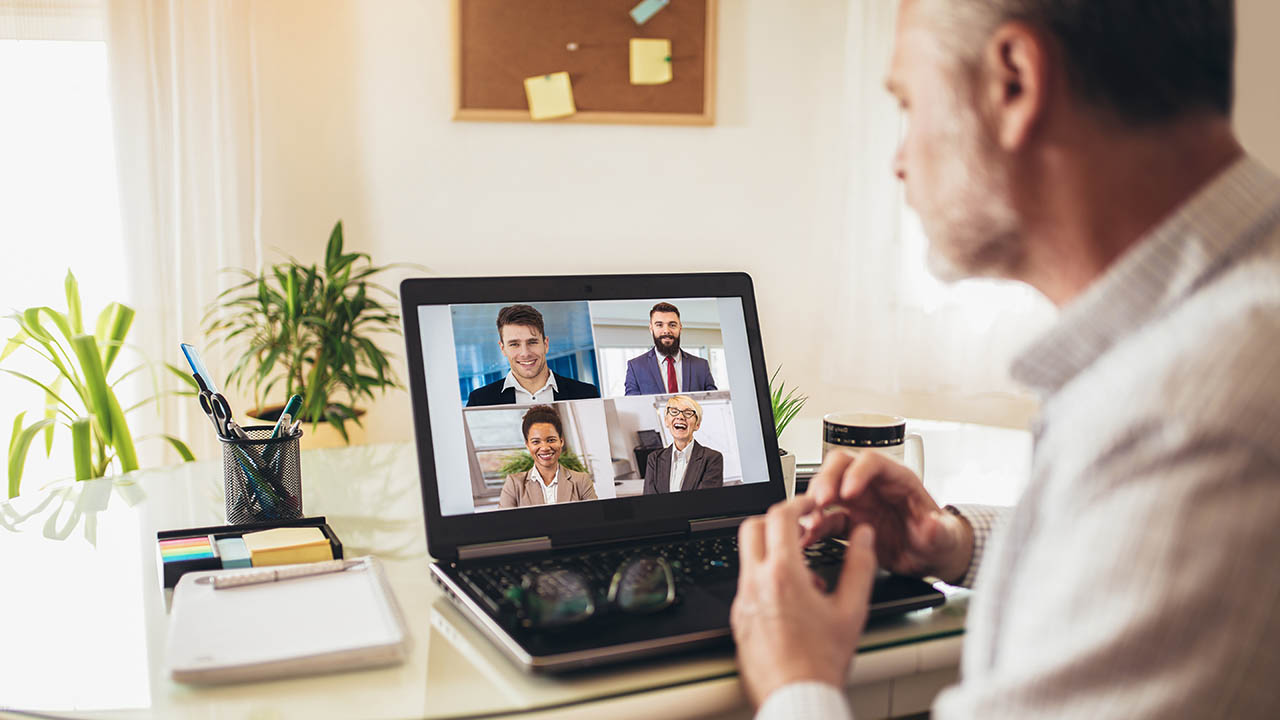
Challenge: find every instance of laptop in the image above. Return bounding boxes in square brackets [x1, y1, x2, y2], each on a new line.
[399, 272, 944, 672]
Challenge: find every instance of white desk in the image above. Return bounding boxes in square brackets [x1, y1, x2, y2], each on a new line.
[0, 421, 1029, 719]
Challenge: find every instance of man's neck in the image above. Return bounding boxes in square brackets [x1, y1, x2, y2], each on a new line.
[515, 369, 550, 395]
[1013, 115, 1243, 307]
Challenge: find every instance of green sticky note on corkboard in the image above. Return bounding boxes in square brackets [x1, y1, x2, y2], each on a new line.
[523, 72, 576, 120]
[630, 0, 670, 25]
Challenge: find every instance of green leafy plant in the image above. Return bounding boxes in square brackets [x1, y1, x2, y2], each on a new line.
[497, 447, 588, 476]
[203, 221, 409, 443]
[1, 271, 196, 498]
[769, 366, 809, 442]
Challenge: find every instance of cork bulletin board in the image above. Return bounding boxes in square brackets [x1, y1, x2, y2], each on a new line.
[452, 0, 718, 125]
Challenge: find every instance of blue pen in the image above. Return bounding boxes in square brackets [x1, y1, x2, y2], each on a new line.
[271, 394, 303, 439]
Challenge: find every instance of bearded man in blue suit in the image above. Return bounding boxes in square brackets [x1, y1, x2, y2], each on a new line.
[623, 302, 718, 396]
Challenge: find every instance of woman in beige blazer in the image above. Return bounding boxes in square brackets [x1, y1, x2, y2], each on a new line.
[498, 405, 597, 509]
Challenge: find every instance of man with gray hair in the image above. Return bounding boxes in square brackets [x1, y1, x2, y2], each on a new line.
[732, 1, 1279, 717]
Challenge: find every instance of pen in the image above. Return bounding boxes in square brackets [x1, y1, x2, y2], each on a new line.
[271, 394, 303, 439]
[210, 558, 362, 590]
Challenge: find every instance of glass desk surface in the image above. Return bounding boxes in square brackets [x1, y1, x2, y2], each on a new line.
[0, 426, 1022, 719]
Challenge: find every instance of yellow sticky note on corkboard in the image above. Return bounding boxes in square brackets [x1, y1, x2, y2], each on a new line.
[630, 39, 672, 85]
[523, 72, 576, 120]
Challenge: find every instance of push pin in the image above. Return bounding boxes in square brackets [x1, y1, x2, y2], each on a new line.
[566, 42, 579, 51]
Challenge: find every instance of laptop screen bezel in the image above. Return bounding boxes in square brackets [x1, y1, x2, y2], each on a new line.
[399, 272, 786, 560]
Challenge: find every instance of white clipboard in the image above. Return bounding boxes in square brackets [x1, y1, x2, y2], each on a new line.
[166, 556, 410, 684]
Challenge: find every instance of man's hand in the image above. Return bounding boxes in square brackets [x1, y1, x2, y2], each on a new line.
[801, 449, 973, 584]
[731, 495, 878, 708]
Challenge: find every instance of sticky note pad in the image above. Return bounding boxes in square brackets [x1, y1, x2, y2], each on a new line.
[242, 526, 333, 567]
[216, 537, 252, 569]
[524, 72, 576, 121]
[160, 535, 216, 560]
[630, 0, 669, 25]
[630, 39, 673, 85]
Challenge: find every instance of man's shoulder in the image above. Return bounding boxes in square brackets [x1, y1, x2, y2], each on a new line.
[682, 350, 710, 367]
[467, 378, 508, 405]
[627, 349, 654, 366]
[1090, 271, 1280, 453]
[552, 373, 601, 399]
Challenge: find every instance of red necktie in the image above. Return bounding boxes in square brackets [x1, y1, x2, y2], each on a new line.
[665, 356, 678, 393]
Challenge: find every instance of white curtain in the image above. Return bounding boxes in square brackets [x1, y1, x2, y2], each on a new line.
[104, 0, 262, 461]
[822, 0, 1056, 423]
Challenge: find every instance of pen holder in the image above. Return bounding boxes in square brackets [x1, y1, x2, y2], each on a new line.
[220, 426, 303, 524]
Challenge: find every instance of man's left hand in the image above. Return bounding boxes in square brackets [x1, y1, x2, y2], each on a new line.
[730, 495, 878, 708]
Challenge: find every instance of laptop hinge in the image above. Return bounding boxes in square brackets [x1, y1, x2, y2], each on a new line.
[457, 536, 552, 561]
[689, 515, 749, 533]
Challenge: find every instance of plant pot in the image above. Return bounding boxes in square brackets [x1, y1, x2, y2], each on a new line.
[248, 404, 367, 450]
[779, 449, 798, 499]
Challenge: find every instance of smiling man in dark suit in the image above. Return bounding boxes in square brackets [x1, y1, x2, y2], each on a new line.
[643, 395, 724, 495]
[466, 304, 600, 407]
[623, 302, 718, 396]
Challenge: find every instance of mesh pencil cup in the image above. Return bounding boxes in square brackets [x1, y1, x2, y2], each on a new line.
[220, 426, 303, 524]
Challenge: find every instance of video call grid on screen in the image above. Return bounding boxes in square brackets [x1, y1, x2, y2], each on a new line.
[417, 298, 771, 516]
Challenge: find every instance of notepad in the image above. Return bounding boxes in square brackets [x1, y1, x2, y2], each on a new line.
[167, 556, 408, 684]
[241, 526, 333, 566]
[524, 72, 576, 120]
[630, 38, 673, 85]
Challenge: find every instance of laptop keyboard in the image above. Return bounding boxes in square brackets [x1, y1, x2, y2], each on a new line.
[455, 534, 849, 615]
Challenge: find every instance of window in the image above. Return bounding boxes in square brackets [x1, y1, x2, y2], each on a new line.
[1, 32, 127, 489]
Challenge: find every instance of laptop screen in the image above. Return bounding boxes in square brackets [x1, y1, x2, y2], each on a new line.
[414, 297, 773, 517]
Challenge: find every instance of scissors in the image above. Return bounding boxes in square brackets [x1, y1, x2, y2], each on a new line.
[182, 343, 247, 440]
[198, 389, 237, 440]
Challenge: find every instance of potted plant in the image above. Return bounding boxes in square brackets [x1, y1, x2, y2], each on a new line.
[203, 221, 409, 446]
[769, 367, 809, 498]
[1, 271, 195, 498]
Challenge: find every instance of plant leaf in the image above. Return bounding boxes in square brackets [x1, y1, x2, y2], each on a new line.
[65, 270, 84, 334]
[104, 386, 138, 473]
[166, 362, 199, 390]
[136, 433, 195, 463]
[70, 334, 113, 442]
[9, 418, 56, 498]
[71, 417, 92, 480]
[43, 375, 63, 456]
[102, 304, 135, 375]
[1, 330, 28, 364]
[10, 411, 25, 458]
[325, 220, 344, 273]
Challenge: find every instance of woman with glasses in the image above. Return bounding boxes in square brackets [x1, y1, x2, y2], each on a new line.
[498, 405, 598, 508]
[642, 395, 725, 495]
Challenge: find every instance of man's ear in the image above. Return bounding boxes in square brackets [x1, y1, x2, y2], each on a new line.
[982, 21, 1050, 150]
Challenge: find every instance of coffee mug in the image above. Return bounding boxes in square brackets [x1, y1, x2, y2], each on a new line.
[822, 412, 924, 479]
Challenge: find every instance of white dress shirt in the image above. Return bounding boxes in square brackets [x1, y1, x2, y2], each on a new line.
[668, 442, 692, 492]
[656, 352, 682, 393]
[759, 156, 1280, 719]
[528, 466, 559, 506]
[502, 369, 558, 404]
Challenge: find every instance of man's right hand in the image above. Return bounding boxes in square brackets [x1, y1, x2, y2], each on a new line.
[800, 450, 974, 585]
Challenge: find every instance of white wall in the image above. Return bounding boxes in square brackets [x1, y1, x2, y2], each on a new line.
[248, 0, 1280, 446]
[252, 0, 850, 446]
[1236, 0, 1280, 171]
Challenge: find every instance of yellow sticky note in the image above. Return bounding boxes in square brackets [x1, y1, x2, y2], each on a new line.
[523, 72, 576, 121]
[630, 38, 672, 85]
[241, 526, 333, 567]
